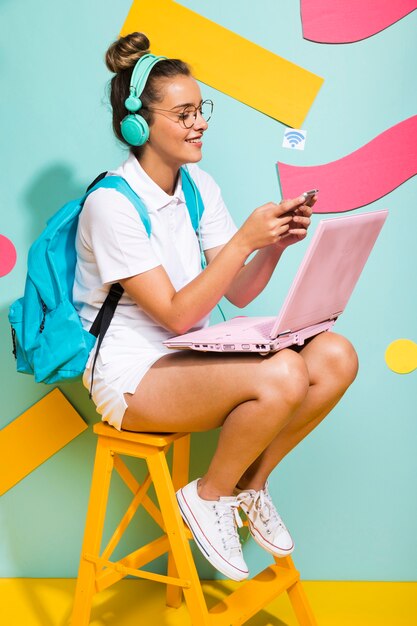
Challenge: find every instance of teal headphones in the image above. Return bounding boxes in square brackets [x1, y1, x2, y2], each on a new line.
[120, 53, 167, 146]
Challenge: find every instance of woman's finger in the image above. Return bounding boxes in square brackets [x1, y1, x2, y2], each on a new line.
[295, 203, 313, 217]
[292, 215, 311, 228]
[274, 196, 306, 216]
[287, 227, 308, 238]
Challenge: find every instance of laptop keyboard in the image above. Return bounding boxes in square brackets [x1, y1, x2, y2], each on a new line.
[253, 319, 275, 336]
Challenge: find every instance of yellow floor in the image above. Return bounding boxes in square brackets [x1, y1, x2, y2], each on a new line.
[1, 578, 416, 626]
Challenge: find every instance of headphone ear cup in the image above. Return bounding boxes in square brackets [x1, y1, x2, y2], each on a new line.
[120, 114, 150, 146]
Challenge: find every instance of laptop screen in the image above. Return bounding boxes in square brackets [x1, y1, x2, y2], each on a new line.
[270, 210, 388, 338]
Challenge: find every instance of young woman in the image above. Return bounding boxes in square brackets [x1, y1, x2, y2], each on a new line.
[74, 32, 358, 582]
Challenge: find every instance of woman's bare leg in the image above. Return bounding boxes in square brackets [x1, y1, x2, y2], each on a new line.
[236, 332, 359, 491]
[122, 348, 310, 498]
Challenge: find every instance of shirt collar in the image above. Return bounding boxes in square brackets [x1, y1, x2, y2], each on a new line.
[115, 152, 185, 212]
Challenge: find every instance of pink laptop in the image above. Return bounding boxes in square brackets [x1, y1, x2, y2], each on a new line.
[164, 210, 388, 354]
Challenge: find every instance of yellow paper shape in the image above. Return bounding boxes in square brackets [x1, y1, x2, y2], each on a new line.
[0, 388, 87, 495]
[121, 0, 324, 128]
[385, 338, 417, 374]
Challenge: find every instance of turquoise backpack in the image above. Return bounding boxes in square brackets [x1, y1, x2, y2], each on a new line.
[9, 167, 204, 387]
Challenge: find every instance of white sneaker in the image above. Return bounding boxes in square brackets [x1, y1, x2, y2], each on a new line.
[176, 479, 249, 581]
[235, 482, 294, 557]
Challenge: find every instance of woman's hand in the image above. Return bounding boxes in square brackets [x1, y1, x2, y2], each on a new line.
[234, 196, 304, 254]
[235, 195, 315, 255]
[274, 193, 316, 250]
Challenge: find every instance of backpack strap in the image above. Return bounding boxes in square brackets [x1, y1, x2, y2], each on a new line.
[86, 175, 152, 237]
[83, 174, 153, 396]
[85, 168, 204, 236]
[88, 282, 124, 397]
[84, 169, 204, 397]
[181, 166, 205, 231]
[85, 171, 107, 192]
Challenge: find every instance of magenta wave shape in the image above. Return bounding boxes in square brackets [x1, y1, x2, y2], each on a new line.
[277, 116, 417, 213]
[301, 0, 417, 43]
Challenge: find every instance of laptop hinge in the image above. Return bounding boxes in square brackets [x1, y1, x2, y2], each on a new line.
[277, 314, 342, 337]
[276, 329, 293, 337]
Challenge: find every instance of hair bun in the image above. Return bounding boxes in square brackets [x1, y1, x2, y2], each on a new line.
[105, 32, 150, 73]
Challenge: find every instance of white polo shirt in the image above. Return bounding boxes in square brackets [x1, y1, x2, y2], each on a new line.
[73, 153, 237, 428]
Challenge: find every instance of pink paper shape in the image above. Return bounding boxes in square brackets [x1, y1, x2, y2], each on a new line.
[0, 234, 17, 277]
[277, 116, 417, 213]
[301, 0, 417, 43]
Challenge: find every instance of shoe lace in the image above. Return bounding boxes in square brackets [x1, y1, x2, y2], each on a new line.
[215, 499, 243, 553]
[238, 488, 286, 533]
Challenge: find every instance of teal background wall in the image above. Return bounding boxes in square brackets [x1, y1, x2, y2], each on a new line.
[1, 0, 416, 582]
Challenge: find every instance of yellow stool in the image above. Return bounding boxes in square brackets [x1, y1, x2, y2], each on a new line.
[71, 422, 317, 626]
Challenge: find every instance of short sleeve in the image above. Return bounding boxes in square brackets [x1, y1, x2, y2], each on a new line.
[186, 164, 237, 250]
[78, 187, 161, 284]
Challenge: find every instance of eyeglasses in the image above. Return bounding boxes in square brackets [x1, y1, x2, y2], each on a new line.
[145, 99, 214, 129]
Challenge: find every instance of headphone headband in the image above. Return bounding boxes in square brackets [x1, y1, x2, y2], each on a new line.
[125, 54, 167, 112]
[121, 53, 167, 146]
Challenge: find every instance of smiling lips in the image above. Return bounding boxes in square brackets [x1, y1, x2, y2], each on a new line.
[186, 136, 203, 144]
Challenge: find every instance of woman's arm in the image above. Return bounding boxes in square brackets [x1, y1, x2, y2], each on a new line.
[120, 236, 249, 335]
[120, 197, 304, 335]
[210, 244, 285, 308]
[207, 196, 314, 308]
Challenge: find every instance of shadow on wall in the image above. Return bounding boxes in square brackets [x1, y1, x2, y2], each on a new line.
[22, 163, 88, 241]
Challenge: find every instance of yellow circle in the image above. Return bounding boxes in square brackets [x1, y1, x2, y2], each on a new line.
[385, 339, 417, 374]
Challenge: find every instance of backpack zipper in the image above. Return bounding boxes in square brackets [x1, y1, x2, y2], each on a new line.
[39, 299, 47, 333]
[11, 327, 17, 359]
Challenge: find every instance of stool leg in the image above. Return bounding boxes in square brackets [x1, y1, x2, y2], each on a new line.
[277, 557, 318, 626]
[71, 439, 114, 626]
[148, 449, 211, 626]
[287, 580, 318, 626]
[166, 435, 191, 609]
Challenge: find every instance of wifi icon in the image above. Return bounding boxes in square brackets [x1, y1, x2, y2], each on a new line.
[282, 129, 307, 150]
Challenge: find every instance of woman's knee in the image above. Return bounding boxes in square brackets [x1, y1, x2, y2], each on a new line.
[313, 332, 359, 385]
[259, 350, 310, 409]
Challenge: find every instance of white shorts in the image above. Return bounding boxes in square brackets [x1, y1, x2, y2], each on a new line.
[83, 328, 178, 430]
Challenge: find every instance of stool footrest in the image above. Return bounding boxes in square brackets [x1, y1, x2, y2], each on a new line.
[85, 553, 191, 589]
[208, 563, 299, 626]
